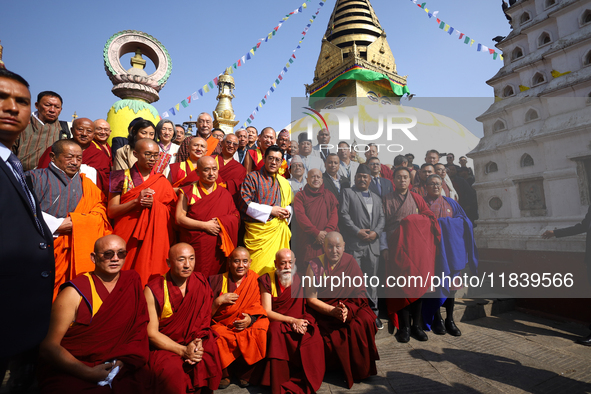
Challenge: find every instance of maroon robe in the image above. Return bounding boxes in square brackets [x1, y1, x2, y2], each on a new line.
[214, 155, 246, 202]
[169, 160, 225, 189]
[146, 272, 222, 393]
[179, 184, 240, 278]
[39, 270, 150, 394]
[307, 253, 379, 389]
[293, 184, 339, 270]
[258, 273, 325, 394]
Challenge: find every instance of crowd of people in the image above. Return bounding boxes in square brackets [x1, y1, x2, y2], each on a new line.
[1, 68, 483, 393]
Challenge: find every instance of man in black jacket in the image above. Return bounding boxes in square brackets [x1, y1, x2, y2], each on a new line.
[0, 69, 55, 386]
[543, 208, 591, 346]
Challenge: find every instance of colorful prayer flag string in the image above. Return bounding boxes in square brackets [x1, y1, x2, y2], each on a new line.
[242, 1, 325, 128]
[160, 0, 313, 118]
[409, 0, 503, 61]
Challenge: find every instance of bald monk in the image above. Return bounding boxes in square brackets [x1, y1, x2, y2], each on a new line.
[108, 139, 177, 285]
[176, 157, 240, 278]
[175, 112, 222, 163]
[26, 140, 112, 300]
[214, 133, 247, 202]
[293, 168, 339, 270]
[37, 118, 111, 194]
[145, 243, 222, 393]
[305, 232, 379, 389]
[209, 247, 269, 389]
[39, 235, 150, 393]
[258, 249, 325, 394]
[244, 127, 289, 178]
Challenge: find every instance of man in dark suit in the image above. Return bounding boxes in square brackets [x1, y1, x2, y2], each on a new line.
[543, 209, 591, 346]
[323, 153, 349, 203]
[340, 164, 385, 329]
[367, 157, 394, 197]
[0, 69, 55, 385]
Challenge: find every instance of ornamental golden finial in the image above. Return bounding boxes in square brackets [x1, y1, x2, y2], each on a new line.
[72, 112, 78, 120]
[0, 40, 5, 69]
[130, 48, 146, 70]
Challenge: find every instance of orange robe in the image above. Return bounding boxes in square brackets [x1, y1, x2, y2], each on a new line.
[209, 270, 269, 369]
[52, 174, 112, 301]
[111, 170, 177, 285]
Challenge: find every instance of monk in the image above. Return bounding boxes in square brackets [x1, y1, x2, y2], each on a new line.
[244, 127, 289, 178]
[168, 136, 207, 189]
[39, 235, 150, 394]
[27, 140, 112, 300]
[176, 112, 221, 162]
[293, 168, 339, 271]
[37, 118, 111, 194]
[214, 133, 247, 203]
[209, 247, 269, 389]
[421, 174, 478, 337]
[93, 119, 112, 166]
[145, 243, 222, 393]
[411, 163, 435, 198]
[176, 157, 240, 278]
[382, 167, 440, 343]
[108, 139, 177, 285]
[258, 249, 325, 394]
[305, 232, 379, 389]
[240, 145, 292, 275]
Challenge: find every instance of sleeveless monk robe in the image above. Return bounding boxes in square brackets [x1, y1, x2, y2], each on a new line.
[178, 183, 240, 278]
[214, 154, 247, 203]
[258, 272, 325, 394]
[146, 272, 223, 393]
[169, 159, 225, 188]
[39, 271, 150, 393]
[293, 183, 339, 271]
[307, 253, 379, 389]
[382, 191, 441, 327]
[110, 165, 177, 285]
[209, 270, 269, 373]
[28, 167, 112, 300]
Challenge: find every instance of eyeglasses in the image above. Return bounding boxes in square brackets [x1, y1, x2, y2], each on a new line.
[427, 183, 442, 187]
[225, 141, 239, 147]
[100, 250, 127, 259]
[267, 157, 283, 163]
[369, 162, 381, 166]
[143, 152, 160, 159]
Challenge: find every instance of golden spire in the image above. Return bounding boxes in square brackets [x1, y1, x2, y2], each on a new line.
[72, 112, 78, 120]
[0, 40, 5, 69]
[130, 48, 146, 70]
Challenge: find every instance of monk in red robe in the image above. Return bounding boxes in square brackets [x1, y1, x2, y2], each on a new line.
[305, 232, 379, 389]
[37, 118, 111, 194]
[215, 133, 246, 203]
[209, 247, 269, 389]
[382, 167, 440, 343]
[293, 168, 339, 271]
[27, 140, 112, 300]
[244, 127, 289, 178]
[39, 235, 150, 393]
[145, 243, 222, 393]
[258, 249, 325, 394]
[176, 156, 240, 278]
[168, 136, 222, 191]
[175, 113, 222, 163]
[93, 119, 113, 167]
[108, 139, 177, 285]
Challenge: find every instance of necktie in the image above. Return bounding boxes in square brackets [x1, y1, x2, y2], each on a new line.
[374, 178, 382, 195]
[7, 153, 45, 235]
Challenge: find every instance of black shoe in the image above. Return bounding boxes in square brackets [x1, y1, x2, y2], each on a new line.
[376, 318, 384, 330]
[396, 327, 410, 343]
[218, 378, 231, 389]
[411, 325, 428, 341]
[445, 319, 462, 336]
[576, 333, 591, 346]
[432, 318, 446, 335]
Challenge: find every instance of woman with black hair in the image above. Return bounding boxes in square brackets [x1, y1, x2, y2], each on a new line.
[113, 119, 156, 170]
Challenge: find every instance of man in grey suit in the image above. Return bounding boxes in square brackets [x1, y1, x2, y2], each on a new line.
[340, 164, 385, 329]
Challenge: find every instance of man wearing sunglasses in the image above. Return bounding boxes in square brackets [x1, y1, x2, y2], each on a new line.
[39, 235, 150, 393]
[214, 133, 246, 203]
[26, 139, 113, 301]
[108, 139, 178, 285]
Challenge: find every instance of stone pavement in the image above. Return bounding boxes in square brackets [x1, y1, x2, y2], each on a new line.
[3, 306, 591, 393]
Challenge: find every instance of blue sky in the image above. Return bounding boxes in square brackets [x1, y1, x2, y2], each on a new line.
[0, 0, 510, 138]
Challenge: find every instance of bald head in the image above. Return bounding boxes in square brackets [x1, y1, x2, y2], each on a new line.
[196, 156, 218, 185]
[324, 231, 345, 264]
[228, 246, 251, 279]
[168, 243, 196, 279]
[231, 246, 250, 259]
[94, 234, 126, 254]
[134, 138, 158, 153]
[71, 118, 95, 149]
[169, 242, 194, 260]
[325, 231, 344, 245]
[94, 119, 111, 144]
[274, 249, 294, 286]
[72, 117, 92, 130]
[197, 156, 216, 170]
[307, 168, 323, 189]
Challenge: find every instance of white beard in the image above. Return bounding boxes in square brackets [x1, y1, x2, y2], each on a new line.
[277, 269, 292, 288]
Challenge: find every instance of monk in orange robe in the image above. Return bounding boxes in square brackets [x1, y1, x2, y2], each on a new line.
[169, 137, 218, 189]
[258, 249, 325, 394]
[145, 243, 222, 394]
[214, 133, 247, 202]
[37, 118, 111, 194]
[39, 235, 150, 394]
[108, 139, 177, 285]
[176, 156, 240, 278]
[244, 127, 289, 178]
[209, 247, 269, 389]
[26, 140, 112, 300]
[175, 113, 221, 163]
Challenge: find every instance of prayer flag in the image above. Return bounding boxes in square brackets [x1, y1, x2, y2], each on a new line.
[187, 96, 192, 104]
[250, 49, 255, 55]
[170, 107, 176, 116]
[477, 44, 482, 52]
[208, 81, 214, 89]
[275, 79, 280, 84]
[162, 111, 170, 118]
[444, 24, 450, 32]
[241, 55, 246, 63]
[203, 84, 210, 93]
[448, 27, 454, 35]
[303, 2, 307, 8]
[175, 103, 180, 111]
[198, 89, 204, 96]
[470, 39, 475, 46]
[213, 77, 218, 86]
[273, 83, 276, 88]
[192, 91, 200, 100]
[439, 21, 445, 29]
[278, 75, 283, 80]
[283, 66, 288, 72]
[459, 33, 465, 39]
[250, 114, 254, 120]
[464, 36, 470, 44]
[262, 98, 266, 104]
[489, 48, 495, 55]
[493, 52, 498, 60]
[247, 118, 252, 124]
[246, 52, 252, 60]
[181, 100, 188, 108]
[270, 86, 275, 92]
[482, 45, 489, 52]
[289, 58, 294, 63]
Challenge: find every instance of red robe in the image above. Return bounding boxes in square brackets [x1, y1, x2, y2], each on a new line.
[179, 183, 240, 278]
[146, 272, 222, 393]
[38, 142, 111, 194]
[258, 273, 325, 394]
[307, 253, 379, 389]
[111, 171, 177, 285]
[293, 184, 339, 270]
[169, 160, 225, 188]
[39, 271, 149, 394]
[209, 270, 269, 369]
[214, 155, 246, 203]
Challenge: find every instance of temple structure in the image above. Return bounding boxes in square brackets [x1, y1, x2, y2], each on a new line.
[468, 0, 591, 318]
[213, 70, 240, 134]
